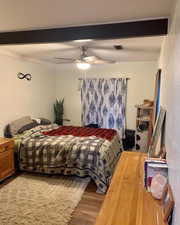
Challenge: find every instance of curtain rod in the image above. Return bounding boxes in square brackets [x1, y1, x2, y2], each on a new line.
[78, 77, 130, 80]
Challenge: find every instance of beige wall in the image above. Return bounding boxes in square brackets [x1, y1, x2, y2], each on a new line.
[0, 54, 157, 136]
[55, 61, 157, 130]
[0, 53, 56, 136]
[159, 0, 180, 223]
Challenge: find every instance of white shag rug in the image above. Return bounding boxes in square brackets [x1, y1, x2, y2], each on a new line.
[0, 174, 90, 225]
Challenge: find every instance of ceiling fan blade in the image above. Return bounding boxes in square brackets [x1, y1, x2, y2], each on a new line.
[93, 58, 116, 64]
[83, 56, 97, 63]
[89, 46, 116, 51]
[83, 55, 116, 64]
[54, 61, 77, 64]
[55, 57, 76, 60]
[54, 57, 77, 62]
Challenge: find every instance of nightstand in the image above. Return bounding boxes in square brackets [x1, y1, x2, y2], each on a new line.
[0, 137, 15, 181]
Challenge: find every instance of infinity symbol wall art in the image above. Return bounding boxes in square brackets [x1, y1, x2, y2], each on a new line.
[17, 72, 32, 81]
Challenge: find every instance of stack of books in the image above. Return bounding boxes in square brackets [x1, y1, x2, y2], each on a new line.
[144, 158, 168, 191]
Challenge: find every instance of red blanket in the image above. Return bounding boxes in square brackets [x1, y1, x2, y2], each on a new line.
[43, 126, 117, 141]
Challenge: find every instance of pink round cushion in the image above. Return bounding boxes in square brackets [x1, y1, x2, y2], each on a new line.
[150, 174, 167, 199]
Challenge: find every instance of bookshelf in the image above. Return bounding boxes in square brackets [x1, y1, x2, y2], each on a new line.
[135, 103, 154, 152]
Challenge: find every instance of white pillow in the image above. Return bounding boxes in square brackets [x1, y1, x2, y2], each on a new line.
[32, 118, 41, 124]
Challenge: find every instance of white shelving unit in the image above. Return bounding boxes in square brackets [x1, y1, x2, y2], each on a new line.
[135, 104, 153, 152]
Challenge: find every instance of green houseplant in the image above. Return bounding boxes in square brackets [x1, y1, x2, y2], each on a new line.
[54, 98, 64, 125]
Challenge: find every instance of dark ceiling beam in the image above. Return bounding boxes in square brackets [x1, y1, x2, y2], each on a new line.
[0, 18, 168, 45]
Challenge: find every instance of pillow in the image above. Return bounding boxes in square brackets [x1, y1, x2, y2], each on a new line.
[85, 123, 99, 128]
[18, 121, 38, 134]
[39, 118, 52, 125]
[32, 118, 41, 124]
[9, 116, 33, 136]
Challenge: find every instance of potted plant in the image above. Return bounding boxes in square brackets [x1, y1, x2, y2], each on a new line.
[54, 98, 64, 125]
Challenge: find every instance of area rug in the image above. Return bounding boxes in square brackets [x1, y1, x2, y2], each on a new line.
[0, 174, 90, 225]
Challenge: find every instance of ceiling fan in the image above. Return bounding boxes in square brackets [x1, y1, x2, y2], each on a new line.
[54, 45, 123, 69]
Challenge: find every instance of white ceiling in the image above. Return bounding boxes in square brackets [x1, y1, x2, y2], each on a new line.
[0, 0, 173, 32]
[0, 36, 164, 63]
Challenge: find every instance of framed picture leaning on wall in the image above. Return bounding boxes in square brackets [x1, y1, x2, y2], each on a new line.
[162, 184, 175, 223]
[148, 107, 166, 157]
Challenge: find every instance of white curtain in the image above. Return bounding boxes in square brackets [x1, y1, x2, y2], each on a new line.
[81, 78, 127, 138]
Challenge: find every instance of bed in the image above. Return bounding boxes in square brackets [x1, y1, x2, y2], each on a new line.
[6, 118, 122, 193]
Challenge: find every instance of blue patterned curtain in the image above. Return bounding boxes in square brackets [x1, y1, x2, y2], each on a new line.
[81, 78, 127, 138]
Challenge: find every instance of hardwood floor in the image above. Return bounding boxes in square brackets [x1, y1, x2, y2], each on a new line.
[0, 174, 104, 225]
[69, 180, 105, 225]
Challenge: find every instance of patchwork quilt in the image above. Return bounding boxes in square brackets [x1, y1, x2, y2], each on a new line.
[15, 124, 122, 193]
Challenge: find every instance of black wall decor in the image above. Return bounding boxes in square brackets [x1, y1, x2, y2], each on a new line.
[17, 72, 32, 81]
[0, 19, 168, 45]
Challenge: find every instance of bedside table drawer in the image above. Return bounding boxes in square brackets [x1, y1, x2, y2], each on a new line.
[0, 149, 15, 180]
[0, 138, 15, 181]
[0, 142, 13, 153]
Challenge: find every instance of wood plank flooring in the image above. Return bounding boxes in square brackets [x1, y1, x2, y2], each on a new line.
[0, 174, 104, 225]
[69, 181, 105, 225]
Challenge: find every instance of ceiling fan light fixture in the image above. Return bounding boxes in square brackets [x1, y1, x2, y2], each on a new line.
[74, 39, 92, 43]
[76, 62, 91, 70]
